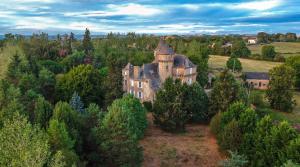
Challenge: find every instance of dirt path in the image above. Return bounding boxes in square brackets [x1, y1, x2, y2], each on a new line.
[140, 114, 225, 167]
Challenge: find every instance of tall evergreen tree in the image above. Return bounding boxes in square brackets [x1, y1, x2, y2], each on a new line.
[69, 92, 85, 113]
[210, 70, 245, 115]
[82, 28, 94, 56]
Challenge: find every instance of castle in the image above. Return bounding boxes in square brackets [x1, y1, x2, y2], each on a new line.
[122, 39, 197, 102]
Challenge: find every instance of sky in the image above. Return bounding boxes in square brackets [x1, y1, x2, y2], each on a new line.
[0, 0, 300, 35]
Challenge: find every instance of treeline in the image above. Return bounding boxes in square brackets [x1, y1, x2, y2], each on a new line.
[208, 69, 300, 166]
[0, 30, 299, 166]
[0, 30, 163, 166]
[257, 32, 299, 43]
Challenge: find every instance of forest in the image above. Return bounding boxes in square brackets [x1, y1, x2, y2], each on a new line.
[0, 29, 299, 167]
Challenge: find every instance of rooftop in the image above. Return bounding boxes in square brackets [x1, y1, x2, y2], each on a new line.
[245, 72, 269, 80]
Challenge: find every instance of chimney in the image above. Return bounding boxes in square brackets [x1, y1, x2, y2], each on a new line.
[133, 66, 140, 78]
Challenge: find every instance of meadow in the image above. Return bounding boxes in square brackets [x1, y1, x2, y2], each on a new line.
[209, 55, 283, 72]
[248, 42, 300, 57]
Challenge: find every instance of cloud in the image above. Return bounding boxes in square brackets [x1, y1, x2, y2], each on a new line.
[65, 3, 162, 17]
[231, 0, 282, 11]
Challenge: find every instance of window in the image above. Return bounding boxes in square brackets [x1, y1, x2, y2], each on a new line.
[188, 78, 192, 85]
[259, 82, 262, 87]
[138, 81, 142, 88]
[124, 71, 128, 75]
[189, 68, 193, 74]
[138, 92, 143, 99]
[124, 80, 127, 87]
[130, 89, 134, 94]
[131, 80, 134, 87]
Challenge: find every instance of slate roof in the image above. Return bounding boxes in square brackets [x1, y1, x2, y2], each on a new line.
[245, 72, 269, 80]
[173, 54, 196, 68]
[155, 39, 174, 55]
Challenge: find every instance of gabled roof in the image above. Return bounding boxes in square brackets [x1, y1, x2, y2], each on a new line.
[155, 39, 174, 55]
[245, 72, 269, 80]
[173, 54, 196, 68]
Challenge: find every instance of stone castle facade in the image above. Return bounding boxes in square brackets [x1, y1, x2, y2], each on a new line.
[122, 39, 197, 102]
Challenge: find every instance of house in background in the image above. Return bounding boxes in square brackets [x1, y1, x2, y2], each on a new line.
[247, 37, 258, 45]
[122, 39, 197, 102]
[244, 72, 269, 90]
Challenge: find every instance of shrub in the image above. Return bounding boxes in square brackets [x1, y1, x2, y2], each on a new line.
[219, 151, 248, 167]
[210, 112, 222, 136]
[219, 120, 242, 151]
[249, 91, 265, 107]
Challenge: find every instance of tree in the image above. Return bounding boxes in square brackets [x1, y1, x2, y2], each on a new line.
[103, 52, 125, 108]
[6, 51, 22, 79]
[257, 32, 270, 43]
[153, 78, 188, 132]
[69, 92, 85, 113]
[82, 28, 94, 56]
[56, 65, 103, 105]
[183, 82, 209, 123]
[231, 40, 251, 58]
[266, 65, 296, 112]
[285, 56, 300, 88]
[226, 57, 242, 72]
[250, 116, 299, 167]
[286, 33, 297, 42]
[49, 151, 67, 167]
[186, 40, 210, 86]
[210, 70, 245, 115]
[34, 96, 53, 128]
[262, 45, 276, 59]
[286, 137, 300, 164]
[95, 95, 145, 167]
[0, 113, 50, 167]
[47, 119, 75, 151]
[219, 120, 242, 151]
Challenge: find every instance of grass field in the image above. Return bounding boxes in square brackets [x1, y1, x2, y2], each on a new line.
[141, 114, 225, 167]
[269, 91, 300, 124]
[209, 55, 282, 72]
[248, 42, 300, 57]
[252, 90, 300, 124]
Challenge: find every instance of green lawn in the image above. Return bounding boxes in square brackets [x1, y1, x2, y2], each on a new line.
[209, 55, 282, 72]
[248, 42, 300, 57]
[253, 90, 300, 124]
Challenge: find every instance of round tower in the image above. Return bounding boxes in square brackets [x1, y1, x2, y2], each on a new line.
[154, 39, 174, 82]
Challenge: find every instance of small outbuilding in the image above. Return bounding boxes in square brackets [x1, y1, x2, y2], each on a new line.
[244, 72, 269, 90]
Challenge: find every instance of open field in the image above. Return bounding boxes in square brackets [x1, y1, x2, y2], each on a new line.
[141, 114, 225, 167]
[270, 91, 300, 124]
[248, 42, 300, 57]
[209, 55, 282, 72]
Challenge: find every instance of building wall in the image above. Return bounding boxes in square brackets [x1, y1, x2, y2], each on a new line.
[157, 54, 174, 82]
[248, 39, 257, 44]
[246, 79, 269, 90]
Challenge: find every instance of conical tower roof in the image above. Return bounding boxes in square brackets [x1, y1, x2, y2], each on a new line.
[155, 38, 174, 55]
